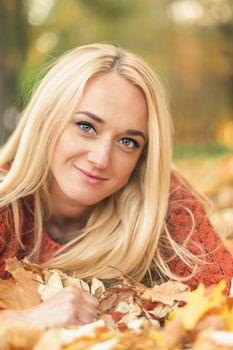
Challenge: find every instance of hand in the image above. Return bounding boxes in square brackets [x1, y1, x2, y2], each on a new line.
[5, 286, 99, 328]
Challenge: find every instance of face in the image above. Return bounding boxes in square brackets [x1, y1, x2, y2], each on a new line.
[50, 73, 148, 216]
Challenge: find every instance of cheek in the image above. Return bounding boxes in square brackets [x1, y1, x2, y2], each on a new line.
[51, 142, 63, 170]
[51, 131, 76, 168]
[50, 137, 70, 178]
[115, 156, 140, 184]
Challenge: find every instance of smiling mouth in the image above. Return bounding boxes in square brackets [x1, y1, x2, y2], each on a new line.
[74, 166, 108, 183]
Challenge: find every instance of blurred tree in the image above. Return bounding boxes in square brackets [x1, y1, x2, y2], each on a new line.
[0, 0, 232, 146]
[0, 0, 29, 141]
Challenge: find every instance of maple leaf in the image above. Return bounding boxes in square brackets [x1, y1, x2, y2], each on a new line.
[176, 280, 227, 330]
[0, 257, 41, 309]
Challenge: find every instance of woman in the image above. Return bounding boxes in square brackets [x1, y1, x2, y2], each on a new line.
[0, 43, 232, 327]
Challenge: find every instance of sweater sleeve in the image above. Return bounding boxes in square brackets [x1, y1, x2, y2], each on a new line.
[166, 173, 233, 294]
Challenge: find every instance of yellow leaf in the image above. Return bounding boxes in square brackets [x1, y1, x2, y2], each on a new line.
[226, 303, 233, 331]
[176, 280, 227, 330]
[0, 321, 42, 350]
[0, 257, 41, 310]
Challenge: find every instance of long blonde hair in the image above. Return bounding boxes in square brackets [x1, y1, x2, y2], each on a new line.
[0, 43, 198, 282]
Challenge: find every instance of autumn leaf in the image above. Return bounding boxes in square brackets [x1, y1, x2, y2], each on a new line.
[91, 277, 106, 295]
[0, 257, 41, 309]
[0, 321, 42, 350]
[38, 270, 64, 301]
[176, 280, 227, 330]
[99, 293, 118, 312]
[141, 281, 190, 305]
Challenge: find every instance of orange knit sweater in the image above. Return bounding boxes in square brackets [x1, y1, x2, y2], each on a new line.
[0, 173, 232, 293]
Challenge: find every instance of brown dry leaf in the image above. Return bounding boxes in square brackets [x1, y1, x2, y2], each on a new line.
[22, 258, 45, 276]
[99, 293, 118, 312]
[94, 286, 103, 299]
[146, 303, 177, 319]
[0, 258, 41, 309]
[141, 281, 190, 305]
[116, 289, 135, 303]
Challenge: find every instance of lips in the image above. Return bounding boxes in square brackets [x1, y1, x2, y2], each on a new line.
[78, 168, 107, 180]
[74, 166, 108, 184]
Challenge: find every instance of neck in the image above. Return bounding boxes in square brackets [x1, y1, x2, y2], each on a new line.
[45, 215, 88, 244]
[48, 178, 91, 221]
[45, 180, 93, 243]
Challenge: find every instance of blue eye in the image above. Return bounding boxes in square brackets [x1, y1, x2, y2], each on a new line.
[76, 121, 96, 134]
[119, 138, 139, 149]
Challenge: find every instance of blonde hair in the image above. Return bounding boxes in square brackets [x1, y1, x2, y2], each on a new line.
[0, 43, 199, 283]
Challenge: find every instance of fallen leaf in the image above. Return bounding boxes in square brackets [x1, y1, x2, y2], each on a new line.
[91, 278, 105, 295]
[141, 281, 190, 305]
[0, 257, 41, 309]
[176, 280, 227, 330]
[146, 303, 178, 319]
[38, 271, 63, 301]
[0, 321, 42, 350]
[99, 293, 118, 312]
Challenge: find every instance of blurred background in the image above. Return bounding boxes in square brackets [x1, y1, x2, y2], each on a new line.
[0, 0, 233, 239]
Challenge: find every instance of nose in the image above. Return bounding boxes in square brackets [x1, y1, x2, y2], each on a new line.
[87, 140, 112, 169]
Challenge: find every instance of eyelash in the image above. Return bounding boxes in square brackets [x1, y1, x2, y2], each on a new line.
[119, 138, 140, 149]
[76, 121, 97, 134]
[75, 121, 140, 149]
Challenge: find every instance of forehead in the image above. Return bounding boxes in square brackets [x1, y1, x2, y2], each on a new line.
[77, 73, 148, 133]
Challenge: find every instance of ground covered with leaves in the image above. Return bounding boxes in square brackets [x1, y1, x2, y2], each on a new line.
[0, 258, 233, 350]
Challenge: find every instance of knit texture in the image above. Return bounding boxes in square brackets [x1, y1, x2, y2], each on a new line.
[166, 174, 233, 293]
[0, 173, 232, 293]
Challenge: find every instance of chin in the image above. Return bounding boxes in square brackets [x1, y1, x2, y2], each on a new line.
[69, 193, 106, 206]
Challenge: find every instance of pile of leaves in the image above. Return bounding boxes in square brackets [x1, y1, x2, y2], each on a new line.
[0, 258, 233, 349]
[0, 258, 189, 331]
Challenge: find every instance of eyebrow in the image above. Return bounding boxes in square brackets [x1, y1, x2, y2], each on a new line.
[76, 111, 104, 124]
[76, 111, 146, 141]
[126, 129, 146, 141]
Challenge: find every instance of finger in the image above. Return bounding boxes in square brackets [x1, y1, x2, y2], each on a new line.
[72, 295, 99, 317]
[71, 299, 98, 320]
[80, 304, 98, 319]
[81, 291, 99, 307]
[75, 309, 97, 325]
